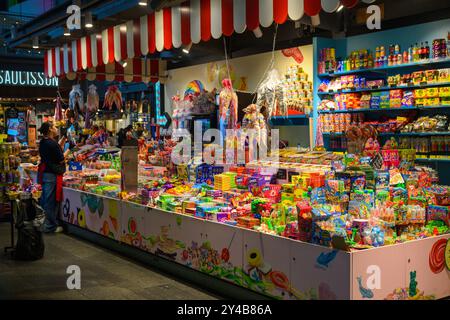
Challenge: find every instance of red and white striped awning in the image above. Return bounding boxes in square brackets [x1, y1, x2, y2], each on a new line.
[44, 0, 376, 78]
[61, 58, 163, 83]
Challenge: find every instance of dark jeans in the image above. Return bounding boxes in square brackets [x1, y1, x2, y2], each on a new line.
[40, 172, 59, 232]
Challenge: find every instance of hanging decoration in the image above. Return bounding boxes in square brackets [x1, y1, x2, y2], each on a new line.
[54, 96, 63, 125]
[242, 103, 267, 153]
[68, 84, 84, 121]
[44, 0, 373, 78]
[103, 85, 123, 111]
[256, 69, 287, 120]
[219, 78, 238, 136]
[184, 80, 205, 98]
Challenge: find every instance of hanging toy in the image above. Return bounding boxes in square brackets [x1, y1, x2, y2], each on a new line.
[242, 104, 267, 156]
[103, 85, 123, 111]
[85, 84, 99, 129]
[86, 84, 99, 113]
[54, 96, 63, 125]
[219, 78, 238, 132]
[69, 84, 84, 120]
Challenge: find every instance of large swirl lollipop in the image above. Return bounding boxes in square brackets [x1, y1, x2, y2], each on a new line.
[429, 239, 447, 274]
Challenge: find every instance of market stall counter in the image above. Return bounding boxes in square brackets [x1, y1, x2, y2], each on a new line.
[61, 187, 450, 300]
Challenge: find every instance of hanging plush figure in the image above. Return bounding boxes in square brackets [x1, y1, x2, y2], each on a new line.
[242, 104, 267, 156]
[69, 84, 84, 120]
[171, 95, 181, 130]
[85, 84, 99, 129]
[219, 78, 238, 133]
[86, 84, 99, 113]
[103, 85, 123, 111]
[54, 96, 63, 123]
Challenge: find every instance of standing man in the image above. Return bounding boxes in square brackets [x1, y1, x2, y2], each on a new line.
[38, 122, 68, 233]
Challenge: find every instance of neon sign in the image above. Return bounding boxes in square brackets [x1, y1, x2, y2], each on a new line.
[0, 70, 58, 87]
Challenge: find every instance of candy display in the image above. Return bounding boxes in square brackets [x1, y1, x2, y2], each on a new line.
[282, 65, 313, 115]
[319, 37, 449, 74]
[60, 145, 449, 253]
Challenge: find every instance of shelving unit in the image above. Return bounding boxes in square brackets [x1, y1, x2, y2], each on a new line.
[318, 105, 450, 114]
[318, 57, 450, 77]
[317, 82, 450, 96]
[317, 50, 450, 163]
[323, 131, 450, 137]
[269, 114, 311, 126]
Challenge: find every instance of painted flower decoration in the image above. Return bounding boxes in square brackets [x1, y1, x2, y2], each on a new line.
[221, 248, 230, 262]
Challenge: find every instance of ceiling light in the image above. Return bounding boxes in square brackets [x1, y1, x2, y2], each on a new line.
[311, 15, 320, 27]
[253, 27, 263, 38]
[139, 0, 147, 6]
[32, 36, 39, 49]
[120, 60, 128, 68]
[182, 43, 192, 54]
[37, 98, 42, 101]
[85, 12, 93, 28]
[64, 27, 71, 36]
[337, 5, 344, 12]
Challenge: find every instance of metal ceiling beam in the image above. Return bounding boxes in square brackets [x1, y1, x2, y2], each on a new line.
[7, 0, 144, 49]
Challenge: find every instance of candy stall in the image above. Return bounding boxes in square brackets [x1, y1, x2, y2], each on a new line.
[59, 141, 450, 299]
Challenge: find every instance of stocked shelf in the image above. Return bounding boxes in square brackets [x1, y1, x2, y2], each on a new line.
[318, 105, 450, 114]
[415, 157, 450, 162]
[323, 131, 450, 137]
[269, 114, 311, 126]
[318, 57, 450, 77]
[317, 81, 450, 97]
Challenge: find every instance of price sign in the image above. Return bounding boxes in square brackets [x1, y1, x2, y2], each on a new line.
[120, 146, 138, 193]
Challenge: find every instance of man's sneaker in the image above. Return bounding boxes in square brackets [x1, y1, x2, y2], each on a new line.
[54, 226, 64, 233]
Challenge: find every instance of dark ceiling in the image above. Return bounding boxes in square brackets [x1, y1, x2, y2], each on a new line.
[3, 0, 450, 70]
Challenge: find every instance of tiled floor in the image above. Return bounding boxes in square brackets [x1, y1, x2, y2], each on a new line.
[0, 222, 219, 300]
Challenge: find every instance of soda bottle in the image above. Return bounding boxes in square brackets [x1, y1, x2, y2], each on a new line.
[413, 43, 418, 61]
[420, 42, 425, 59]
[403, 51, 408, 64]
[425, 41, 430, 59]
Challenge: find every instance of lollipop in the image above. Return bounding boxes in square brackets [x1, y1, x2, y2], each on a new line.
[429, 238, 447, 274]
[184, 80, 205, 98]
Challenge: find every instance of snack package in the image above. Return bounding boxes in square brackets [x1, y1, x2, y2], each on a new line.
[426, 205, 449, 226]
[389, 90, 403, 108]
[380, 91, 390, 108]
[401, 90, 414, 106]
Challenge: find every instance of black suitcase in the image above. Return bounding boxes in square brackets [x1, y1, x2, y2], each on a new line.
[13, 196, 45, 261]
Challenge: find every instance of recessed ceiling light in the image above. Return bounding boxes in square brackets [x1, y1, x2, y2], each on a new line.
[139, 0, 147, 6]
[182, 42, 192, 54]
[85, 12, 93, 28]
[337, 5, 344, 12]
[32, 36, 39, 49]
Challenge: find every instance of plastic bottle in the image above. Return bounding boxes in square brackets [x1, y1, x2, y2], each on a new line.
[413, 43, 418, 61]
[425, 41, 430, 59]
